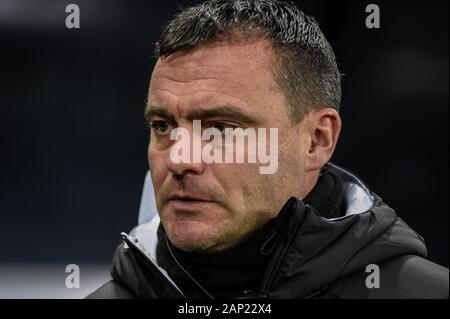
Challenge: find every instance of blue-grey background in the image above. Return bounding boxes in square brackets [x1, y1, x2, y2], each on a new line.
[0, 0, 448, 297]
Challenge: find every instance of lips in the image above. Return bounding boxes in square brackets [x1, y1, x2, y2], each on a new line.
[166, 193, 217, 211]
[167, 193, 214, 202]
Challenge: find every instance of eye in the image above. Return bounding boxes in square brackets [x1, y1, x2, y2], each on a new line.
[150, 120, 172, 135]
[209, 122, 237, 133]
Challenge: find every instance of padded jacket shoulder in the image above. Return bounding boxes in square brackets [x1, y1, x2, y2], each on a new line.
[326, 255, 449, 299]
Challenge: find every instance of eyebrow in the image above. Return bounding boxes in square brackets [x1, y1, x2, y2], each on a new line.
[145, 107, 175, 122]
[145, 104, 260, 125]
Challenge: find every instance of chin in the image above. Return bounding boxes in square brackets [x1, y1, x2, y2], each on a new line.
[165, 218, 220, 252]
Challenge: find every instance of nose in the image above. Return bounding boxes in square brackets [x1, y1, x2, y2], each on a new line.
[165, 125, 205, 177]
[166, 156, 205, 177]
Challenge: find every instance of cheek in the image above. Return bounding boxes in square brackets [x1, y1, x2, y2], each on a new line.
[148, 147, 167, 190]
[279, 128, 305, 171]
[205, 163, 255, 212]
[219, 162, 271, 214]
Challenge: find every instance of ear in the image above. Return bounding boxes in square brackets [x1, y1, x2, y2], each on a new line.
[304, 108, 342, 172]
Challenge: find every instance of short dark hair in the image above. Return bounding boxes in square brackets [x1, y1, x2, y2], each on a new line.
[155, 0, 341, 122]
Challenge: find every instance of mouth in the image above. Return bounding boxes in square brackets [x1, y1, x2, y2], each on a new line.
[166, 194, 217, 211]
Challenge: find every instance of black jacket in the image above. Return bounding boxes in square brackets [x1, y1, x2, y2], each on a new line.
[87, 164, 449, 299]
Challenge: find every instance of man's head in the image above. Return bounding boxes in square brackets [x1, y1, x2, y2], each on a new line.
[146, 0, 342, 253]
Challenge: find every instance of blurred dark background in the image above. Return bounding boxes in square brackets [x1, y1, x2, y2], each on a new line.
[0, 0, 448, 268]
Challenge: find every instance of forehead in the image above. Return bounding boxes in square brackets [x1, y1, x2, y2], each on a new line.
[148, 38, 285, 119]
[155, 38, 277, 80]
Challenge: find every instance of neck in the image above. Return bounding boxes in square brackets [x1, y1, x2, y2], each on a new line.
[156, 220, 277, 298]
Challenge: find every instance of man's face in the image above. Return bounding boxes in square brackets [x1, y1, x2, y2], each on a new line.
[147, 39, 309, 253]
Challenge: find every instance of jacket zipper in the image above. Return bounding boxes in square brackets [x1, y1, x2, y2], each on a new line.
[121, 232, 187, 299]
[260, 207, 305, 295]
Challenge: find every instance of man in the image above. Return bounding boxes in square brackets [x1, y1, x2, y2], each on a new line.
[88, 0, 448, 299]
